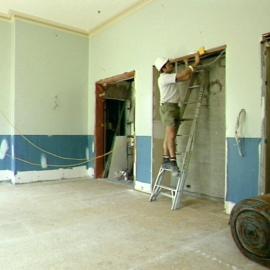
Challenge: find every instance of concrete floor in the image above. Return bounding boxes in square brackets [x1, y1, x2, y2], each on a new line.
[0, 178, 267, 270]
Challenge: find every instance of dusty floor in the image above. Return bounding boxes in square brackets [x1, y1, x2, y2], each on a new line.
[0, 178, 267, 270]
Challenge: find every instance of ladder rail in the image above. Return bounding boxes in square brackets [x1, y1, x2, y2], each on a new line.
[173, 82, 206, 209]
[179, 84, 205, 172]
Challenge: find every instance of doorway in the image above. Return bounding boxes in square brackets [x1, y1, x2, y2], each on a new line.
[152, 46, 226, 200]
[95, 71, 135, 181]
[261, 33, 270, 194]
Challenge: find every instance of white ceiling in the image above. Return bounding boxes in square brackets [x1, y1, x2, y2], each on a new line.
[0, 0, 147, 33]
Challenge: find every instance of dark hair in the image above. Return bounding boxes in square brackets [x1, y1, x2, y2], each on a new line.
[160, 61, 168, 73]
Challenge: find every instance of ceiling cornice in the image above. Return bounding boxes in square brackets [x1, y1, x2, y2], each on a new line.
[0, 1, 154, 37]
[0, 12, 11, 21]
[10, 10, 89, 37]
[89, 0, 153, 37]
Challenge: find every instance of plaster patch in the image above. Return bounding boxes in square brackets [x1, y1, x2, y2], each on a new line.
[85, 147, 90, 160]
[40, 153, 47, 169]
[0, 139, 9, 159]
[87, 167, 94, 177]
[92, 141, 95, 153]
[225, 201, 235, 214]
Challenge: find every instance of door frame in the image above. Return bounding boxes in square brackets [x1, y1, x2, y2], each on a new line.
[261, 33, 270, 193]
[95, 71, 135, 178]
[152, 45, 227, 197]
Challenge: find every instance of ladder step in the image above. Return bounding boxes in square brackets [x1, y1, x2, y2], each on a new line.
[156, 184, 177, 192]
[181, 118, 194, 121]
[161, 167, 173, 172]
[176, 150, 191, 155]
[177, 134, 190, 137]
[189, 85, 200, 89]
[183, 101, 198, 105]
[160, 167, 181, 173]
[160, 192, 174, 198]
[176, 152, 188, 155]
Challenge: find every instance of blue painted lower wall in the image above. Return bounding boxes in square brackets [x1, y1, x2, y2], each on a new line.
[0, 135, 152, 184]
[135, 136, 262, 199]
[0, 135, 95, 175]
[1, 134, 261, 202]
[227, 137, 261, 203]
[136, 136, 152, 184]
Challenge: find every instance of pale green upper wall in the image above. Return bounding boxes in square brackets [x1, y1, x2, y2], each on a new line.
[14, 20, 89, 135]
[0, 20, 11, 134]
[89, 0, 270, 137]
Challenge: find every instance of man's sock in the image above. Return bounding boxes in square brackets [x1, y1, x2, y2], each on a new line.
[169, 158, 179, 174]
[162, 155, 170, 163]
[170, 157, 178, 167]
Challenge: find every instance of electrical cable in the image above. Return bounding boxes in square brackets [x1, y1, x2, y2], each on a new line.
[0, 110, 115, 168]
[5, 150, 113, 168]
[198, 50, 226, 68]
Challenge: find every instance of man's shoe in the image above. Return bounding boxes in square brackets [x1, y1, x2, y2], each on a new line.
[162, 160, 171, 169]
[170, 160, 180, 175]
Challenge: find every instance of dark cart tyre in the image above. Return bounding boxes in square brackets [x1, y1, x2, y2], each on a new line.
[230, 194, 270, 267]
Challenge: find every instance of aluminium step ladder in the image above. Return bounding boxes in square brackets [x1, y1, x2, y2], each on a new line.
[150, 70, 207, 210]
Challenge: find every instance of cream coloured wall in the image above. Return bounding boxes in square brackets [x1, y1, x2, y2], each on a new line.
[89, 0, 270, 137]
[14, 19, 89, 135]
[0, 20, 12, 134]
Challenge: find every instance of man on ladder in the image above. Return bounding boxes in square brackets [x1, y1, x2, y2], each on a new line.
[154, 52, 200, 174]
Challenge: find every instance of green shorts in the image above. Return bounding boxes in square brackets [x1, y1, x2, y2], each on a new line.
[160, 103, 181, 129]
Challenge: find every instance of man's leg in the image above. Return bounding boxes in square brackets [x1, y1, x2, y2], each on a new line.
[162, 132, 170, 168]
[165, 126, 179, 172]
[165, 126, 177, 158]
[163, 131, 169, 156]
[160, 103, 180, 170]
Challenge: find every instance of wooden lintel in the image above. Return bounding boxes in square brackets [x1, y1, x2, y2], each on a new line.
[96, 71, 135, 85]
[172, 45, 227, 64]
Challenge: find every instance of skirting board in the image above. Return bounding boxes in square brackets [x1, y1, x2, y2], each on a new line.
[0, 170, 14, 181]
[14, 166, 94, 184]
[225, 201, 235, 215]
[135, 181, 151, 193]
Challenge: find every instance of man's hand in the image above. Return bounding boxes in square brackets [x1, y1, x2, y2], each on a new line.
[194, 52, 200, 67]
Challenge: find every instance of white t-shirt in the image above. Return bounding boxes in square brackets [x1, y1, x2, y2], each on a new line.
[158, 73, 179, 104]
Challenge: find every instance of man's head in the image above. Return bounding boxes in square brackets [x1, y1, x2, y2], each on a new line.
[154, 57, 174, 73]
